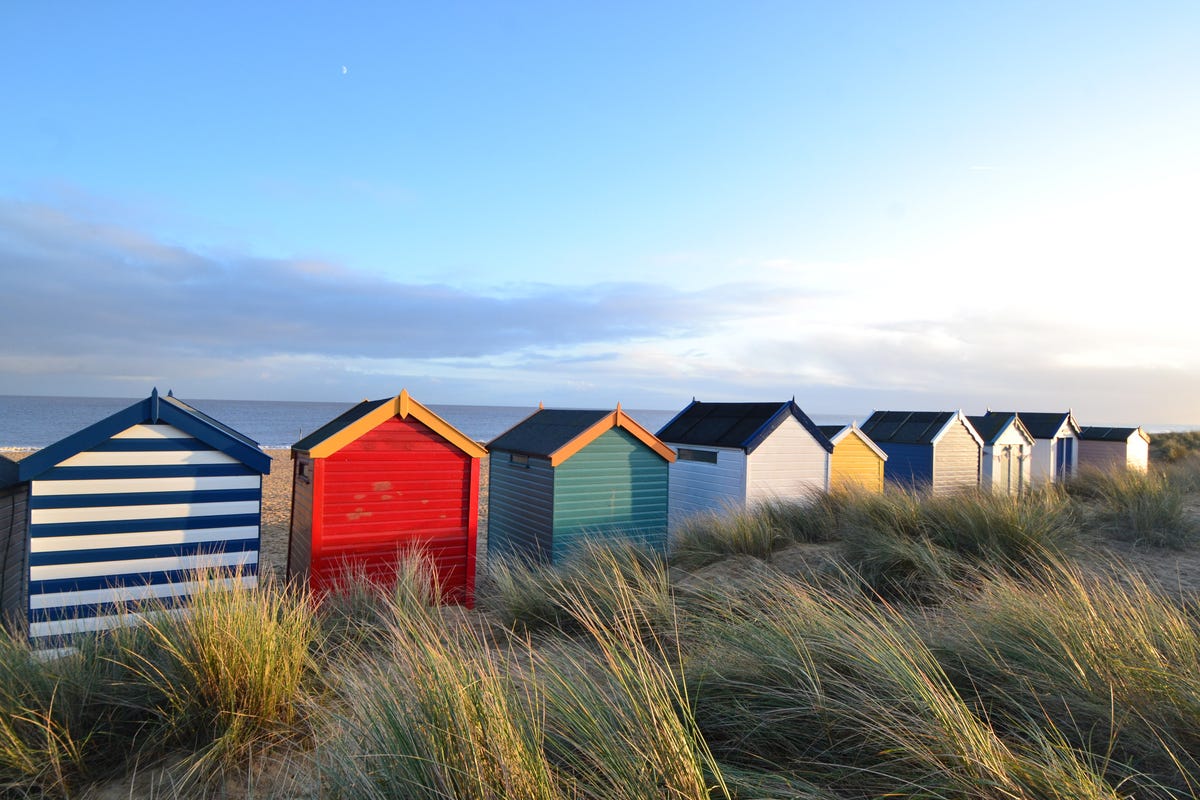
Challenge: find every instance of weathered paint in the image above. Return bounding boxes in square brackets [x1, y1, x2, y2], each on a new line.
[487, 453, 555, 563]
[552, 428, 669, 559]
[931, 418, 981, 494]
[25, 422, 262, 645]
[745, 415, 829, 504]
[666, 446, 746, 533]
[298, 414, 479, 604]
[0, 483, 29, 635]
[828, 429, 885, 492]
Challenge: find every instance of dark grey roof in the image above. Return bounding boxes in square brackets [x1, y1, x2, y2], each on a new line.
[860, 410, 956, 445]
[656, 400, 832, 454]
[291, 398, 389, 452]
[1015, 412, 1075, 440]
[966, 412, 1023, 445]
[1079, 426, 1145, 442]
[0, 454, 20, 490]
[487, 408, 612, 458]
[816, 424, 848, 439]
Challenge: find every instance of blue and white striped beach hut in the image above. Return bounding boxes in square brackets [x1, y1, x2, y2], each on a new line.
[9, 389, 270, 646]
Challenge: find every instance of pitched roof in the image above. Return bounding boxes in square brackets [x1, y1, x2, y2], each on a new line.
[1014, 411, 1081, 440]
[656, 400, 832, 454]
[966, 411, 1034, 446]
[1079, 425, 1150, 443]
[816, 423, 888, 461]
[488, 406, 676, 466]
[292, 390, 487, 459]
[18, 389, 271, 480]
[861, 410, 983, 448]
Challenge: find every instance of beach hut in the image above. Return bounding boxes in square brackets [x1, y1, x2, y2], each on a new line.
[966, 412, 1035, 495]
[487, 405, 675, 564]
[1015, 411, 1081, 483]
[815, 423, 888, 493]
[287, 390, 486, 604]
[656, 400, 832, 532]
[859, 410, 983, 493]
[11, 389, 270, 647]
[1077, 426, 1150, 473]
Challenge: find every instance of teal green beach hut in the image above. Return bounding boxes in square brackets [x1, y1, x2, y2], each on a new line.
[486, 405, 676, 564]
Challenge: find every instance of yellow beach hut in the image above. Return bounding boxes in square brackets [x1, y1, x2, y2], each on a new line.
[816, 424, 887, 492]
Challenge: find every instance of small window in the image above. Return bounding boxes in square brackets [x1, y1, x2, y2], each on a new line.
[677, 448, 718, 464]
[297, 460, 311, 484]
[510, 453, 529, 466]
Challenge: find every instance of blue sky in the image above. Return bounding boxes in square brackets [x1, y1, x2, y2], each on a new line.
[1, 2, 1198, 425]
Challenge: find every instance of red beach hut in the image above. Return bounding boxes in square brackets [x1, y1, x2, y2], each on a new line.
[287, 390, 486, 604]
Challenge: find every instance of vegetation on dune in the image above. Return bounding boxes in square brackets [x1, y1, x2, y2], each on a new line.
[1, 463, 1199, 798]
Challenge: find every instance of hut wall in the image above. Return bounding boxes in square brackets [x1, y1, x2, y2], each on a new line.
[745, 416, 829, 503]
[1030, 431, 1076, 484]
[1078, 436, 1147, 473]
[552, 428, 669, 560]
[931, 420, 981, 493]
[488, 452, 555, 564]
[666, 446, 746, 533]
[881, 443, 933, 488]
[286, 454, 315, 582]
[1128, 434, 1149, 471]
[830, 432, 884, 492]
[311, 415, 477, 600]
[26, 423, 261, 645]
[0, 485, 29, 635]
[981, 428, 1031, 496]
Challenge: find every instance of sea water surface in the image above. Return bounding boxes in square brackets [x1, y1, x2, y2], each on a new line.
[0, 395, 691, 450]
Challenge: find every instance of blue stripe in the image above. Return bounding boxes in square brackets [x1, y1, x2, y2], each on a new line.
[29, 562, 258, 596]
[30, 513, 261, 539]
[30, 537, 259, 567]
[39, 464, 258, 481]
[30, 488, 261, 510]
[89, 438, 215, 452]
[32, 590, 203, 623]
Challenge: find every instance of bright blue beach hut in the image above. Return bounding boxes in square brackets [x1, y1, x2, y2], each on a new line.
[9, 389, 270, 646]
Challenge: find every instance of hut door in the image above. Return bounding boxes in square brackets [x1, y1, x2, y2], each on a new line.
[998, 446, 1012, 494]
[1055, 438, 1073, 481]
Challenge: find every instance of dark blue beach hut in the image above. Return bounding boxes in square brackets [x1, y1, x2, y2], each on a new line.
[859, 410, 983, 493]
[486, 405, 676, 564]
[8, 389, 270, 647]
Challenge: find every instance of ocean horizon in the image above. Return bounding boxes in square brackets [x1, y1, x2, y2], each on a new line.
[1, 394, 1189, 452]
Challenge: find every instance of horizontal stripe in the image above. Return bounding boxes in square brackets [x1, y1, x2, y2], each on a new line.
[112, 424, 192, 440]
[31, 576, 259, 622]
[31, 575, 257, 610]
[32, 525, 259, 553]
[58, 451, 237, 468]
[30, 513, 261, 539]
[30, 608, 191, 641]
[29, 562, 258, 596]
[31, 500, 260, 525]
[90, 438, 214, 453]
[37, 464, 258, 481]
[31, 488, 261, 510]
[32, 475, 260, 497]
[30, 537, 258, 568]
[30, 549, 258, 583]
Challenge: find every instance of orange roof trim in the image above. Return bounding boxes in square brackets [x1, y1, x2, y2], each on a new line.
[548, 404, 677, 467]
[306, 389, 487, 459]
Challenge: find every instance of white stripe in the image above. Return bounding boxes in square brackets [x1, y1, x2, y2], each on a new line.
[57, 451, 238, 467]
[113, 424, 192, 440]
[33, 475, 260, 496]
[31, 500, 260, 525]
[31, 575, 259, 610]
[30, 550, 258, 581]
[31, 526, 259, 553]
[29, 575, 260, 640]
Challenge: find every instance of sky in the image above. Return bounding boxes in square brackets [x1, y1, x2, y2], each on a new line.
[1, 2, 1198, 426]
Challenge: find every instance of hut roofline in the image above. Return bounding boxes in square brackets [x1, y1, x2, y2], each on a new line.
[18, 388, 271, 480]
[295, 389, 487, 459]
